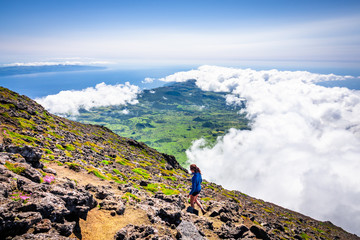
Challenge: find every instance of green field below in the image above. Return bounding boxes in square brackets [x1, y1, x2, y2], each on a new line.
[75, 80, 249, 166]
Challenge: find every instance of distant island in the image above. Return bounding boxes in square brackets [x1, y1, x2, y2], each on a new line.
[76, 80, 249, 165]
[0, 64, 106, 77]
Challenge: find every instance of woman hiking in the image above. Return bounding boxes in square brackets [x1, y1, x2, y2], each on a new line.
[188, 164, 206, 215]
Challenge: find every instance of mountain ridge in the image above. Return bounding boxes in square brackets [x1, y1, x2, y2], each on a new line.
[0, 86, 358, 239]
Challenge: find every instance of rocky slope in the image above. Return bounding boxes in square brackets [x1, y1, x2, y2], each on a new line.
[0, 86, 359, 240]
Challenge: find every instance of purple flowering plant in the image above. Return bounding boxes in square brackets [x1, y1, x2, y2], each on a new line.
[10, 191, 31, 204]
[43, 175, 55, 184]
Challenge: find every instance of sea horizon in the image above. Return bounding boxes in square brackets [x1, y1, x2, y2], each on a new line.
[1, 62, 359, 99]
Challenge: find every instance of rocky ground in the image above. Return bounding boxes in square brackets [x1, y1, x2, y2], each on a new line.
[0, 86, 359, 239]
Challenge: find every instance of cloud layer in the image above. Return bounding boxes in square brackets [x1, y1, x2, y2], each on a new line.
[36, 82, 140, 116]
[161, 65, 360, 235]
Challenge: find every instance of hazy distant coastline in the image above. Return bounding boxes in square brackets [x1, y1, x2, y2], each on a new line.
[0, 65, 106, 77]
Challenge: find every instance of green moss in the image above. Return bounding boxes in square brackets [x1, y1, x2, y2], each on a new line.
[161, 188, 180, 196]
[300, 233, 310, 240]
[313, 227, 324, 234]
[221, 190, 240, 203]
[56, 144, 65, 150]
[39, 169, 47, 177]
[106, 173, 126, 184]
[139, 161, 152, 167]
[122, 192, 141, 202]
[263, 207, 274, 213]
[133, 184, 140, 190]
[5, 161, 26, 174]
[205, 185, 215, 190]
[47, 155, 55, 160]
[87, 168, 107, 180]
[65, 162, 82, 171]
[48, 131, 64, 139]
[130, 175, 143, 181]
[162, 176, 177, 181]
[65, 144, 75, 151]
[44, 149, 53, 154]
[0, 111, 11, 118]
[73, 141, 82, 148]
[115, 157, 135, 167]
[5, 130, 39, 146]
[17, 118, 36, 130]
[90, 147, 99, 153]
[132, 168, 151, 179]
[253, 220, 260, 225]
[112, 169, 128, 180]
[42, 111, 52, 120]
[101, 160, 111, 165]
[116, 159, 127, 165]
[253, 199, 264, 205]
[40, 159, 51, 163]
[64, 150, 73, 157]
[160, 168, 175, 176]
[144, 183, 159, 193]
[201, 197, 212, 202]
[0, 103, 15, 109]
[55, 161, 63, 166]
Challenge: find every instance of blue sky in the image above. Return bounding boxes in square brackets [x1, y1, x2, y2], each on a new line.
[1, 0, 360, 67]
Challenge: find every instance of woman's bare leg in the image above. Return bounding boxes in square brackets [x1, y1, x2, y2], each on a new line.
[190, 195, 195, 208]
[194, 195, 204, 212]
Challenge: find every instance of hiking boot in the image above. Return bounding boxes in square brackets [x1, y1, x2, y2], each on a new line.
[201, 209, 206, 215]
[186, 206, 194, 213]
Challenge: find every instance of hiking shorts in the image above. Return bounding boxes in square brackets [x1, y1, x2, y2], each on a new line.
[190, 190, 200, 196]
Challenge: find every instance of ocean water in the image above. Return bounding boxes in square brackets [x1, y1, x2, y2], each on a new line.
[0, 66, 359, 99]
[0, 67, 192, 99]
[316, 78, 360, 90]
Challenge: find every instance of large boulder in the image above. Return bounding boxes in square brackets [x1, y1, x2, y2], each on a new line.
[12, 232, 76, 240]
[99, 199, 126, 215]
[5, 146, 42, 168]
[217, 222, 249, 239]
[176, 221, 204, 240]
[157, 208, 181, 226]
[250, 225, 270, 240]
[154, 193, 186, 209]
[114, 224, 156, 240]
[0, 210, 42, 238]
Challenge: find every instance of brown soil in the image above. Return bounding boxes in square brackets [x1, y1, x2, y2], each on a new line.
[75, 207, 150, 240]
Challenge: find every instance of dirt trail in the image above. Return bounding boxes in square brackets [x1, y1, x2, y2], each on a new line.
[47, 163, 222, 239]
[46, 163, 122, 195]
[75, 207, 150, 240]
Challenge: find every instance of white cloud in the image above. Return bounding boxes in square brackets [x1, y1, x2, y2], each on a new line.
[162, 65, 360, 235]
[142, 77, 155, 83]
[36, 82, 140, 116]
[121, 109, 130, 115]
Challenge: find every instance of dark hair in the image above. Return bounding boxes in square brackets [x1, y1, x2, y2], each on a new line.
[190, 164, 201, 174]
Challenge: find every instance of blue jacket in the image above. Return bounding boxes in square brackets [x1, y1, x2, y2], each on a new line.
[189, 172, 202, 195]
